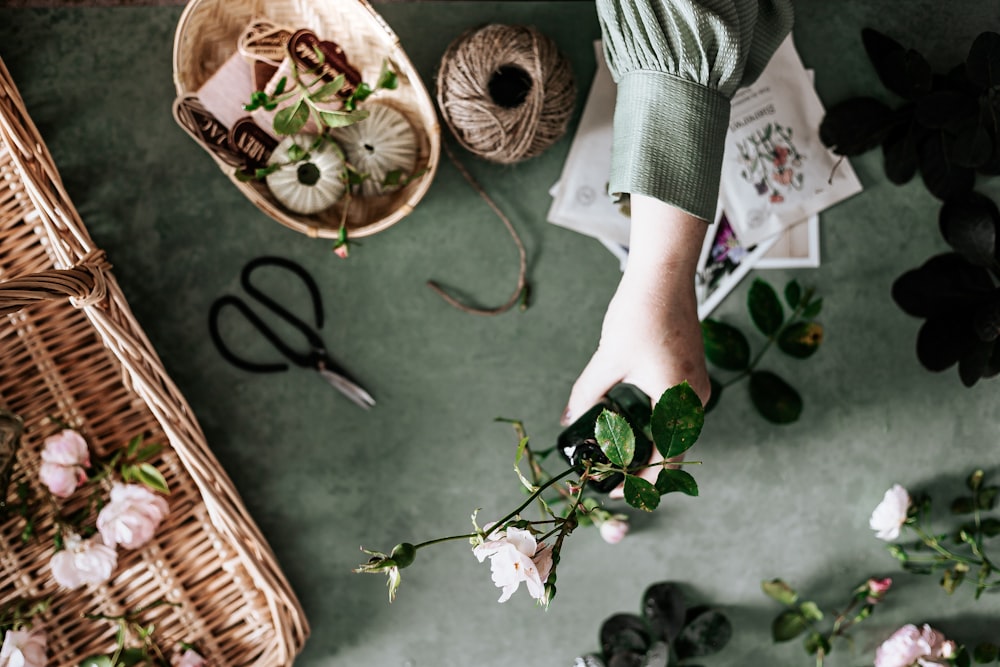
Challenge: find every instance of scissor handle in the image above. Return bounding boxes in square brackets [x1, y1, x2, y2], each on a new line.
[209, 296, 290, 372]
[241, 256, 324, 332]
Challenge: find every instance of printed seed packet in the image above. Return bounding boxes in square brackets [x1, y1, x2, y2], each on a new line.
[719, 35, 863, 247]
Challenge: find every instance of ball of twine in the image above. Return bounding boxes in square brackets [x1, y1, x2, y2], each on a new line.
[436, 24, 576, 165]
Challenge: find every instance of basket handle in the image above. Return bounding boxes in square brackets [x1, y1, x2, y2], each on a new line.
[0, 250, 111, 317]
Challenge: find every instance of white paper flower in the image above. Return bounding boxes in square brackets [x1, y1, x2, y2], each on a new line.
[869, 484, 911, 541]
[332, 103, 418, 197]
[473, 526, 552, 603]
[49, 531, 117, 590]
[97, 482, 169, 549]
[874, 623, 956, 667]
[38, 429, 90, 498]
[171, 649, 206, 667]
[0, 629, 47, 667]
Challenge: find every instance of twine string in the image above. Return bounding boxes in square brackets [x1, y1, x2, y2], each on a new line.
[432, 24, 575, 316]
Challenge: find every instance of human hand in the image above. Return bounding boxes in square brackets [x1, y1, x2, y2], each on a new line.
[561, 195, 711, 495]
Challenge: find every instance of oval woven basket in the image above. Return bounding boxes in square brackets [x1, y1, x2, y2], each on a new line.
[172, 0, 440, 240]
[0, 56, 308, 665]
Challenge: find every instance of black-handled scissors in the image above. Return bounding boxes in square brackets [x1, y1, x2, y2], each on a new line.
[208, 256, 375, 410]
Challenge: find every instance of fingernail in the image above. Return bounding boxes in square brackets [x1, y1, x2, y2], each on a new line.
[560, 406, 572, 426]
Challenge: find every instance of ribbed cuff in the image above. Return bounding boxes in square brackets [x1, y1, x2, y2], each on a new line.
[609, 70, 732, 222]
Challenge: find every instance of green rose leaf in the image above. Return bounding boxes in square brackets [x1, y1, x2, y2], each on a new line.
[748, 279, 785, 336]
[761, 579, 798, 606]
[973, 642, 999, 663]
[701, 320, 751, 371]
[799, 601, 823, 622]
[135, 443, 163, 462]
[785, 280, 802, 309]
[980, 517, 1000, 537]
[273, 99, 309, 135]
[749, 371, 803, 424]
[126, 434, 143, 456]
[650, 382, 705, 459]
[595, 409, 635, 467]
[655, 468, 699, 497]
[772, 610, 808, 642]
[136, 463, 169, 494]
[674, 606, 733, 659]
[802, 298, 823, 319]
[777, 322, 824, 358]
[623, 475, 660, 512]
[978, 486, 998, 510]
[804, 632, 832, 656]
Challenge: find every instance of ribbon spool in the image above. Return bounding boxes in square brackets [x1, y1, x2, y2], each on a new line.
[436, 23, 576, 165]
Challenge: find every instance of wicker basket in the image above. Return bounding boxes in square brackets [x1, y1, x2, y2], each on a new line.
[0, 56, 308, 665]
[172, 0, 441, 240]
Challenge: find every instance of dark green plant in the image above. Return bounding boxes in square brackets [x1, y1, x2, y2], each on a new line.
[954, 642, 1000, 667]
[881, 469, 1000, 598]
[574, 582, 732, 667]
[763, 576, 890, 665]
[819, 28, 1000, 386]
[701, 278, 823, 424]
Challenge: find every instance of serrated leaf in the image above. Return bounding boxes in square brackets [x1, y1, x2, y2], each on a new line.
[595, 409, 635, 467]
[749, 371, 803, 424]
[777, 322, 824, 358]
[273, 99, 309, 135]
[701, 320, 751, 371]
[772, 610, 808, 642]
[137, 463, 169, 494]
[623, 475, 660, 512]
[784, 280, 802, 309]
[650, 382, 704, 459]
[655, 468, 698, 497]
[748, 279, 784, 336]
[761, 579, 798, 606]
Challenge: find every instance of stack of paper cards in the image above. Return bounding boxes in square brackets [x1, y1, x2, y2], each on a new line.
[548, 37, 861, 319]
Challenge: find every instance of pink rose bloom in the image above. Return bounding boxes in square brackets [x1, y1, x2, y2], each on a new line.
[97, 482, 169, 549]
[50, 532, 117, 589]
[874, 624, 956, 667]
[0, 629, 47, 667]
[473, 526, 552, 603]
[38, 429, 90, 498]
[171, 649, 206, 667]
[598, 517, 630, 545]
[870, 484, 911, 541]
[866, 577, 892, 604]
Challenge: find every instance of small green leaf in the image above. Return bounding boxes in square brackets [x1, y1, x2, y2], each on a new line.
[273, 99, 309, 135]
[384, 169, 403, 187]
[318, 108, 370, 128]
[804, 632, 832, 656]
[595, 409, 635, 467]
[749, 371, 803, 424]
[951, 496, 976, 514]
[981, 517, 1000, 536]
[312, 75, 346, 102]
[135, 443, 163, 462]
[772, 610, 808, 642]
[78, 656, 114, 667]
[514, 436, 528, 465]
[978, 486, 999, 510]
[120, 463, 136, 482]
[623, 475, 660, 512]
[701, 320, 751, 371]
[777, 322, 824, 358]
[748, 279, 785, 336]
[785, 280, 802, 309]
[274, 76, 287, 95]
[650, 382, 705, 459]
[351, 81, 374, 105]
[761, 579, 798, 606]
[287, 143, 306, 162]
[126, 434, 143, 456]
[973, 642, 999, 663]
[798, 601, 823, 622]
[136, 463, 169, 494]
[802, 298, 823, 319]
[377, 64, 398, 90]
[655, 468, 698, 496]
[254, 164, 280, 180]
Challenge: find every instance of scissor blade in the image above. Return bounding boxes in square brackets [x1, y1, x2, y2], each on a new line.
[317, 367, 376, 410]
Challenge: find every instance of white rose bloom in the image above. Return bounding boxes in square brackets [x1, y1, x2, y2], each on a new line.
[473, 526, 552, 603]
[97, 482, 169, 549]
[869, 484, 911, 541]
[49, 532, 118, 589]
[0, 629, 47, 667]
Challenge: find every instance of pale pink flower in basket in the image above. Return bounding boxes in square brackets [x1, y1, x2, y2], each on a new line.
[874, 623, 956, 667]
[49, 531, 117, 590]
[870, 484, 911, 541]
[473, 525, 552, 603]
[38, 429, 90, 498]
[0, 629, 47, 667]
[97, 482, 169, 549]
[171, 649, 206, 667]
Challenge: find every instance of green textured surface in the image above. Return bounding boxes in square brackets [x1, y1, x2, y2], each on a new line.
[2, 2, 1000, 666]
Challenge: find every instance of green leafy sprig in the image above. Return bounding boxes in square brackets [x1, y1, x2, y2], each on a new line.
[886, 469, 1000, 598]
[355, 382, 705, 605]
[78, 599, 187, 667]
[702, 278, 823, 423]
[0, 596, 51, 635]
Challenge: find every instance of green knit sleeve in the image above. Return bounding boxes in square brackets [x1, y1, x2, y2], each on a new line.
[596, 0, 794, 221]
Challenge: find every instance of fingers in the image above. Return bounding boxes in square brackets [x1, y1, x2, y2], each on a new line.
[561, 349, 621, 426]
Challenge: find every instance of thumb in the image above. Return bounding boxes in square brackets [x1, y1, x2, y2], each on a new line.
[562, 350, 622, 426]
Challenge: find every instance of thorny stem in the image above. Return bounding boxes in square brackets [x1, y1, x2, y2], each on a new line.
[720, 287, 816, 389]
